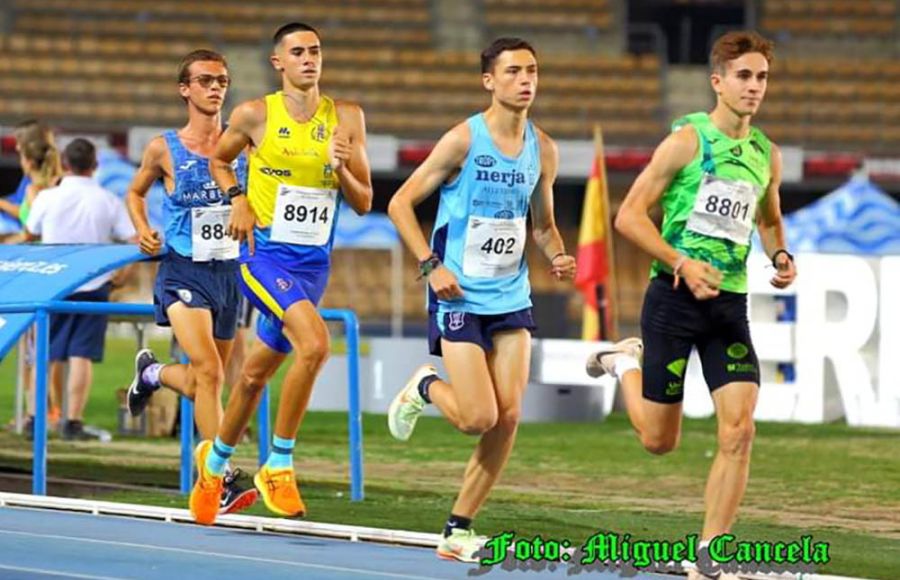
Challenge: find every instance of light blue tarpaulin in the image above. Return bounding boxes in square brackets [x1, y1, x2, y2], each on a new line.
[783, 177, 900, 255]
[333, 205, 400, 249]
[0, 244, 148, 359]
[96, 149, 167, 233]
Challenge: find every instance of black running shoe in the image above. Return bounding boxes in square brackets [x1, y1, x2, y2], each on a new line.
[61, 420, 93, 441]
[24, 416, 35, 441]
[219, 468, 259, 515]
[127, 349, 159, 417]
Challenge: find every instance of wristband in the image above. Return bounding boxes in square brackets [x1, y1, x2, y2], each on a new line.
[771, 249, 794, 267]
[673, 254, 687, 276]
[417, 254, 442, 280]
[226, 185, 246, 201]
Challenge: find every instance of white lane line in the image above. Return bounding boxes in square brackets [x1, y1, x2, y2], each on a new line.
[0, 564, 128, 580]
[0, 529, 441, 580]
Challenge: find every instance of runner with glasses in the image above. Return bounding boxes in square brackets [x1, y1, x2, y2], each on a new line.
[123, 49, 257, 517]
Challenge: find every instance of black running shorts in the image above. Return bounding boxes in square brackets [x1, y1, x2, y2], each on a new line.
[640, 273, 759, 404]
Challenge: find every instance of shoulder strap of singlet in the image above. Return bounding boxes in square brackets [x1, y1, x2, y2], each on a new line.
[162, 130, 186, 169]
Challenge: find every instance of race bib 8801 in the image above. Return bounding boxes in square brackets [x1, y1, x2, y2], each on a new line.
[685, 174, 760, 245]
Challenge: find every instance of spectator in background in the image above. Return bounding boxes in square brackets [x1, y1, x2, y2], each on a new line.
[24, 138, 136, 440]
[0, 120, 60, 241]
[9, 121, 63, 234]
[6, 121, 66, 438]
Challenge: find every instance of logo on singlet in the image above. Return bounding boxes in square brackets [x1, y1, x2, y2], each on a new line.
[178, 160, 198, 171]
[260, 167, 292, 177]
[475, 168, 526, 188]
[311, 124, 330, 143]
[474, 155, 496, 167]
[278, 127, 291, 138]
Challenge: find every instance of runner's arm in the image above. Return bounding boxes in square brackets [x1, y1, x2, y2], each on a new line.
[334, 102, 373, 215]
[757, 144, 796, 287]
[210, 101, 260, 194]
[214, 101, 264, 252]
[756, 144, 787, 260]
[387, 123, 470, 262]
[615, 127, 697, 268]
[530, 130, 575, 280]
[126, 137, 166, 253]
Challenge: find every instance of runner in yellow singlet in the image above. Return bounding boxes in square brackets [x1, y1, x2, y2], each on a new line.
[188, 22, 373, 526]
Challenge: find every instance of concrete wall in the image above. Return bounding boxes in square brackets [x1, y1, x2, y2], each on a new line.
[307, 337, 616, 423]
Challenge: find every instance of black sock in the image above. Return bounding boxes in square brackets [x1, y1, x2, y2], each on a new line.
[444, 513, 472, 537]
[418, 374, 438, 404]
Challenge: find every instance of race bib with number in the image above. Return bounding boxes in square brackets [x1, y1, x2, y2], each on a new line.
[685, 174, 759, 245]
[270, 184, 337, 246]
[191, 206, 238, 262]
[462, 216, 526, 278]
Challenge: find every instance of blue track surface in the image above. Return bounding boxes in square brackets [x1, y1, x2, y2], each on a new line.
[0, 506, 676, 579]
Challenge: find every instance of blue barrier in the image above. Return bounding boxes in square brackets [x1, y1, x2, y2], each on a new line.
[0, 301, 364, 502]
[179, 393, 193, 494]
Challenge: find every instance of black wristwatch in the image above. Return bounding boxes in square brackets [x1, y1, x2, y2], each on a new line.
[226, 185, 246, 201]
[417, 254, 442, 279]
[771, 249, 794, 267]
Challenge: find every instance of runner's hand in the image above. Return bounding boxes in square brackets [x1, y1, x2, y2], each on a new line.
[550, 253, 576, 281]
[227, 195, 256, 255]
[770, 253, 797, 289]
[676, 258, 722, 300]
[328, 126, 352, 172]
[429, 265, 464, 300]
[137, 228, 161, 256]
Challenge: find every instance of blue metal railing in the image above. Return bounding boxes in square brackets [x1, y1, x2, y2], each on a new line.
[0, 301, 364, 501]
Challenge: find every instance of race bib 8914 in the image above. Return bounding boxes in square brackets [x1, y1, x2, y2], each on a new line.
[270, 184, 337, 246]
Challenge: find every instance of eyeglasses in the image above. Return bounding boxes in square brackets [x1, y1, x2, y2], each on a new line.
[189, 74, 230, 88]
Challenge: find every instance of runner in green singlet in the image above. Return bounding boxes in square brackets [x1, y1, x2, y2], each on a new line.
[585, 31, 796, 580]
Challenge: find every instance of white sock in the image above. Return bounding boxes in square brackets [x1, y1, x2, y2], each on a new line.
[614, 356, 640, 380]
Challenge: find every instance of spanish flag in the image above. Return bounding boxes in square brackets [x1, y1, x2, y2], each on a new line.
[575, 127, 616, 341]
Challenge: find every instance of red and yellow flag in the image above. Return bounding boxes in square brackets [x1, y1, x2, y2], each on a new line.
[575, 128, 616, 341]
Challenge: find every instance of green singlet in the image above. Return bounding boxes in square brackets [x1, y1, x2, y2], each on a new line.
[650, 112, 772, 293]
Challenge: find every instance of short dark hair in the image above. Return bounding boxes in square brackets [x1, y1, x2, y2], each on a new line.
[177, 49, 228, 85]
[710, 30, 774, 74]
[481, 37, 536, 74]
[273, 22, 320, 46]
[63, 138, 97, 174]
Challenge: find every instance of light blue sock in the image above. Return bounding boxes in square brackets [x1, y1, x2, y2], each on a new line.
[266, 435, 295, 470]
[206, 437, 234, 477]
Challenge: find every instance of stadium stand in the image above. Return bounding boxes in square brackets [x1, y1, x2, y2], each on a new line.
[0, 0, 663, 142]
[762, 0, 896, 37]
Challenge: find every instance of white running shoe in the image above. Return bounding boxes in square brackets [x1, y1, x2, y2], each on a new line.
[436, 528, 488, 563]
[585, 337, 643, 378]
[387, 364, 436, 441]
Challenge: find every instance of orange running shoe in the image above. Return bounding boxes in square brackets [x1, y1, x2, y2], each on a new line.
[254, 465, 306, 517]
[189, 440, 224, 525]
